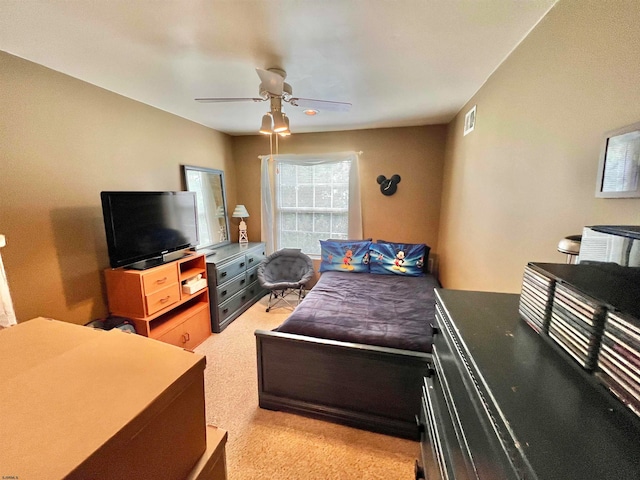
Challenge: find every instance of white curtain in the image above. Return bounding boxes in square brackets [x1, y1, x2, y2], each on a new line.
[0, 235, 17, 327]
[260, 151, 362, 255]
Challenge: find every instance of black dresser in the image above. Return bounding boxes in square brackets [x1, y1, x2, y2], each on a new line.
[205, 242, 267, 333]
[416, 288, 640, 480]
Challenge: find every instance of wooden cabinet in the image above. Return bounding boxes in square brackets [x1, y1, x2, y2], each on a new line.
[415, 288, 640, 480]
[205, 242, 267, 333]
[105, 253, 211, 348]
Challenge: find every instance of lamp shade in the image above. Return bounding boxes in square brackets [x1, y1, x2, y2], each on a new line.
[272, 112, 287, 133]
[232, 205, 249, 218]
[278, 115, 291, 137]
[259, 113, 272, 135]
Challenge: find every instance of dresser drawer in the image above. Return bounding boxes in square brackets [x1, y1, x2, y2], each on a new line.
[246, 265, 260, 285]
[245, 249, 265, 269]
[218, 289, 251, 326]
[146, 283, 180, 315]
[216, 256, 247, 285]
[245, 280, 264, 300]
[420, 374, 451, 480]
[216, 274, 247, 303]
[142, 263, 178, 295]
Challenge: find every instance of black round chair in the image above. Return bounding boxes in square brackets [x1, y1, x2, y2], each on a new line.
[257, 248, 314, 312]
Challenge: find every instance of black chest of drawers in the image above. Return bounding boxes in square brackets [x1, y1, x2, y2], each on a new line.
[205, 242, 267, 333]
[416, 288, 640, 480]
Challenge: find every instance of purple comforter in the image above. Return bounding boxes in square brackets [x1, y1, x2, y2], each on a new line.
[275, 270, 439, 353]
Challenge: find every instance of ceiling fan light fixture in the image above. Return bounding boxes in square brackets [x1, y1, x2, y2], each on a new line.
[272, 112, 288, 133]
[279, 115, 291, 137]
[304, 109, 319, 116]
[259, 113, 273, 134]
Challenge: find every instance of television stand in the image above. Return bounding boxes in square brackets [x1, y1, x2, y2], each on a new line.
[104, 252, 211, 349]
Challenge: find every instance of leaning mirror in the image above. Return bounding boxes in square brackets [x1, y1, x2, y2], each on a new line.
[182, 165, 230, 252]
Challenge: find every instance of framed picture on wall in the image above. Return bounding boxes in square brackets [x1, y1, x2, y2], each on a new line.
[596, 121, 640, 198]
[464, 105, 476, 136]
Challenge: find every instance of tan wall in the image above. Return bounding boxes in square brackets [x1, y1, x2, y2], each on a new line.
[231, 126, 447, 261]
[438, 0, 640, 293]
[0, 52, 235, 324]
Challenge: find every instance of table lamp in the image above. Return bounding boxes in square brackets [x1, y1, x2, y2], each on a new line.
[232, 205, 249, 244]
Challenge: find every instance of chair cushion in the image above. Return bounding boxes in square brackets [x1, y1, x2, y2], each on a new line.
[258, 249, 314, 290]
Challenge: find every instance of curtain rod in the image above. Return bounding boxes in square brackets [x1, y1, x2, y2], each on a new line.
[257, 150, 363, 159]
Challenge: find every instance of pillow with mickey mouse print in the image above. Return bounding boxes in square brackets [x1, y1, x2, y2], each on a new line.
[369, 241, 429, 276]
[318, 240, 371, 273]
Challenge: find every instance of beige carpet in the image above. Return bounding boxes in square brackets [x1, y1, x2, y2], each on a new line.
[194, 294, 418, 479]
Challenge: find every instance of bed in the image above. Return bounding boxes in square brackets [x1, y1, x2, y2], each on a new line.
[255, 241, 439, 439]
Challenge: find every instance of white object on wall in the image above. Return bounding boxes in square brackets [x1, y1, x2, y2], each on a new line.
[0, 234, 17, 327]
[464, 105, 476, 136]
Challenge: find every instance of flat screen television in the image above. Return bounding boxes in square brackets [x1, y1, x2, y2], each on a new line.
[101, 191, 200, 270]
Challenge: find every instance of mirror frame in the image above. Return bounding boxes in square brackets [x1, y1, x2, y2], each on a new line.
[596, 121, 640, 198]
[182, 165, 231, 251]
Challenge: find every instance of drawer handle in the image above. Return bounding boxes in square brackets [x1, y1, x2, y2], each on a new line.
[221, 290, 227, 296]
[240, 279, 246, 285]
[159, 296, 171, 304]
[181, 332, 190, 343]
[248, 258, 254, 263]
[241, 295, 247, 301]
[415, 414, 425, 434]
[221, 272, 227, 278]
[222, 308, 229, 314]
[156, 277, 168, 284]
[240, 262, 246, 267]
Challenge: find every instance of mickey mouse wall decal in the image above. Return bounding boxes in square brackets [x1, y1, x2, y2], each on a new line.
[376, 174, 401, 196]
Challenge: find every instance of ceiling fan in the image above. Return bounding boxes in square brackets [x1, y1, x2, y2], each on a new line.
[195, 68, 352, 135]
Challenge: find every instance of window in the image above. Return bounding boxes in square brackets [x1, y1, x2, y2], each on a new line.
[260, 152, 362, 255]
[276, 161, 350, 255]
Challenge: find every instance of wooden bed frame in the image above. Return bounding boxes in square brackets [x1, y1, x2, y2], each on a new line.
[255, 328, 432, 439]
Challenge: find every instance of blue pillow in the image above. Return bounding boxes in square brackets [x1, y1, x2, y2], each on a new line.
[369, 242, 428, 276]
[319, 240, 371, 273]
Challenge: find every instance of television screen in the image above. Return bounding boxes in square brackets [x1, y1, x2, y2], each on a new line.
[101, 191, 199, 269]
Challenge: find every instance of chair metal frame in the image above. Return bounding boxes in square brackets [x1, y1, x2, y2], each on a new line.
[265, 285, 307, 312]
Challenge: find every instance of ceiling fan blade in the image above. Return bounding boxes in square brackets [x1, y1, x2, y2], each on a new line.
[256, 68, 284, 95]
[195, 97, 266, 103]
[289, 97, 352, 112]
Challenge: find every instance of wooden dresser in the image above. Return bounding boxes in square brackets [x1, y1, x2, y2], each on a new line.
[205, 242, 267, 332]
[415, 289, 640, 480]
[104, 252, 211, 349]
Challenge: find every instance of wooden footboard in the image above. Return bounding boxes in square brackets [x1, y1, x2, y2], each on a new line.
[255, 329, 431, 439]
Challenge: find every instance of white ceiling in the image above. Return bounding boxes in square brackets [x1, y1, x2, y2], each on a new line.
[0, 0, 556, 136]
